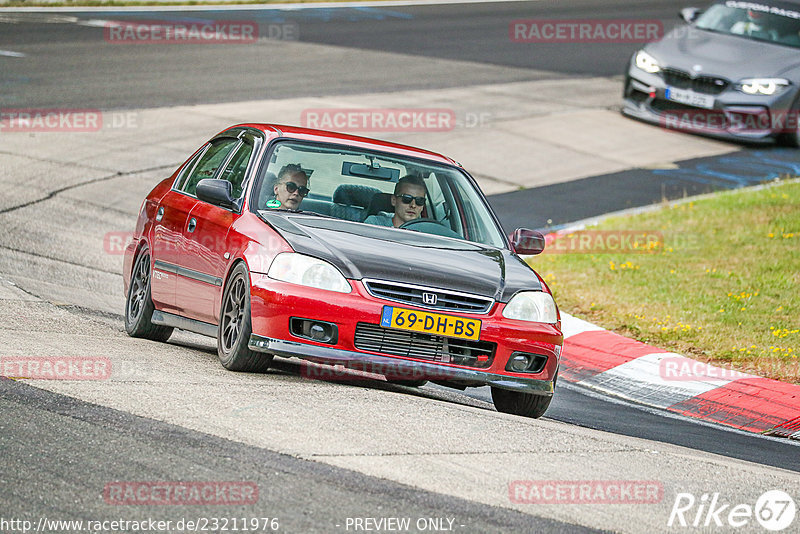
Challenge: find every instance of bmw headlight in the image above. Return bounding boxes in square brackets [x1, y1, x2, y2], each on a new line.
[634, 50, 660, 74]
[738, 78, 790, 96]
[502, 291, 558, 324]
[268, 253, 351, 293]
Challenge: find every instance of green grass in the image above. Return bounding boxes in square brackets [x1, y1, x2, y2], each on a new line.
[529, 179, 800, 383]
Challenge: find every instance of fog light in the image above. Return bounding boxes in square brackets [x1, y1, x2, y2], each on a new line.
[290, 318, 338, 345]
[509, 354, 531, 372]
[505, 351, 549, 373]
[310, 324, 326, 340]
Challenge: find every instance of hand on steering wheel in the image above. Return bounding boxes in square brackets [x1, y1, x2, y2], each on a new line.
[399, 218, 440, 230]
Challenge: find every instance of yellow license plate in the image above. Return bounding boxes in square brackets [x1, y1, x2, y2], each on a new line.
[380, 306, 481, 341]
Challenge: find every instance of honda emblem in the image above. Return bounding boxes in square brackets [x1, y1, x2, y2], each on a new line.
[422, 292, 438, 305]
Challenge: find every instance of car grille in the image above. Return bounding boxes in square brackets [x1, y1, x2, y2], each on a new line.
[661, 68, 729, 95]
[649, 98, 711, 114]
[354, 323, 496, 368]
[363, 279, 493, 314]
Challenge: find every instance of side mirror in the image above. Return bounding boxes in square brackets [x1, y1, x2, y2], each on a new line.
[196, 179, 237, 210]
[510, 228, 545, 255]
[680, 7, 701, 23]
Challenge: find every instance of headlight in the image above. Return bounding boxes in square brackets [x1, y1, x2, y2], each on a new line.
[267, 253, 351, 293]
[738, 78, 790, 96]
[634, 50, 660, 74]
[502, 291, 558, 324]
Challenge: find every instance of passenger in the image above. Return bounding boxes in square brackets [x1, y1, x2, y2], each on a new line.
[364, 175, 427, 228]
[273, 163, 310, 210]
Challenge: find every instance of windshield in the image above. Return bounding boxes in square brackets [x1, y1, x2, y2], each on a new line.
[252, 141, 507, 249]
[695, 1, 800, 48]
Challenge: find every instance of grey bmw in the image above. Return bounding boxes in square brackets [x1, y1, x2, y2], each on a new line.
[623, 0, 800, 145]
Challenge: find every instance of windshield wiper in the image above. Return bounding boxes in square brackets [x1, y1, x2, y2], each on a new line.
[258, 208, 336, 219]
[696, 26, 727, 35]
[296, 210, 336, 219]
[259, 208, 298, 214]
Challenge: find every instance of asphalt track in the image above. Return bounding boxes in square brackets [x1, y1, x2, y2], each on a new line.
[1, 377, 591, 534]
[2, 0, 796, 229]
[2, 1, 800, 531]
[0, 0, 686, 108]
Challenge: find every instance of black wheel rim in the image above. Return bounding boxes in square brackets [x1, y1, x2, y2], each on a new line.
[127, 252, 149, 323]
[221, 276, 246, 353]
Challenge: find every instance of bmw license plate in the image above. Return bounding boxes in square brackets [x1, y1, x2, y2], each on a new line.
[665, 87, 714, 109]
[380, 306, 481, 341]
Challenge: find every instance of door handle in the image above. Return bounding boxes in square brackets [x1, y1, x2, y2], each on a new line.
[187, 218, 197, 233]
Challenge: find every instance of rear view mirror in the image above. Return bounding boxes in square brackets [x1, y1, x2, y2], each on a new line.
[680, 7, 701, 23]
[341, 161, 399, 180]
[510, 228, 545, 255]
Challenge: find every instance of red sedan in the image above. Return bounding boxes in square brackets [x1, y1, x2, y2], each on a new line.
[123, 124, 562, 418]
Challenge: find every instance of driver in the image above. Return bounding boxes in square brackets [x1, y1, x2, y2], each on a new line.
[364, 175, 426, 228]
[273, 163, 310, 210]
[730, 8, 775, 39]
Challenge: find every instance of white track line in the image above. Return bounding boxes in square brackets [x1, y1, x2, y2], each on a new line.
[0, 50, 26, 57]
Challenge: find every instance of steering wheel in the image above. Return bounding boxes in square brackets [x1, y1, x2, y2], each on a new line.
[399, 218, 462, 239]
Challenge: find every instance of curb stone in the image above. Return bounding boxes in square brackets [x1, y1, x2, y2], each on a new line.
[559, 312, 800, 440]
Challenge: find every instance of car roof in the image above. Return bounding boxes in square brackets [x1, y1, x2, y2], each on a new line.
[226, 123, 461, 168]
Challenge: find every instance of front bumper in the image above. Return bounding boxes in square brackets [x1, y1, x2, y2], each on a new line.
[622, 62, 798, 143]
[248, 334, 554, 395]
[248, 274, 562, 396]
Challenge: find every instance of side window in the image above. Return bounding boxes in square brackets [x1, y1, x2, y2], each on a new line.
[173, 148, 205, 192]
[433, 173, 464, 237]
[180, 138, 239, 196]
[220, 139, 254, 199]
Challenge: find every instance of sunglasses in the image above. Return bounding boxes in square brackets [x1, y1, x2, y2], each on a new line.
[395, 194, 426, 206]
[281, 181, 310, 197]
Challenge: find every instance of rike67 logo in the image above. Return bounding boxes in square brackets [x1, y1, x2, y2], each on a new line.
[668, 490, 796, 531]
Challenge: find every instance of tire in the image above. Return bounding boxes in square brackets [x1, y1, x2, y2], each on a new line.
[491, 387, 553, 419]
[217, 262, 273, 372]
[125, 246, 173, 342]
